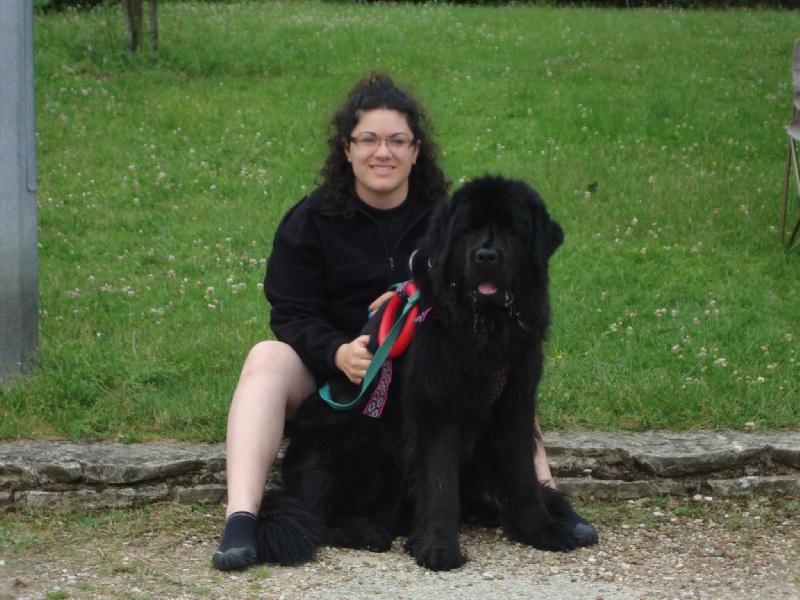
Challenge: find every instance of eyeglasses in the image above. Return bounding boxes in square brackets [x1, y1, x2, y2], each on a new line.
[348, 133, 417, 152]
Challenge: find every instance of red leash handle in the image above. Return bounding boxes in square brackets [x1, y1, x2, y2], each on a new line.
[378, 281, 420, 358]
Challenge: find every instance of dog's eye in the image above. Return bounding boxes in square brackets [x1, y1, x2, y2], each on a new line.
[493, 227, 518, 238]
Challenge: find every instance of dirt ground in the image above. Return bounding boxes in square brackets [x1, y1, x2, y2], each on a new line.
[1, 496, 798, 599]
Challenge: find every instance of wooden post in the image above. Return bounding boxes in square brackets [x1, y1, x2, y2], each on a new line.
[0, 0, 39, 381]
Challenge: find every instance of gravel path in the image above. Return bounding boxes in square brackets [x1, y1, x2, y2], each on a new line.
[2, 496, 798, 599]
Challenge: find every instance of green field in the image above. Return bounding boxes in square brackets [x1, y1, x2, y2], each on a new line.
[3, 1, 799, 441]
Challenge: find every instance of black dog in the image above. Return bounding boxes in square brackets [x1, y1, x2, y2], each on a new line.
[257, 175, 585, 571]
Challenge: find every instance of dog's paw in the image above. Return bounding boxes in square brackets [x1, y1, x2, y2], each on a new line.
[360, 523, 394, 552]
[406, 538, 467, 571]
[515, 518, 577, 553]
[461, 494, 503, 525]
[328, 522, 393, 552]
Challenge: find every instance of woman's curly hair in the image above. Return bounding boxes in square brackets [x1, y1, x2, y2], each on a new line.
[319, 72, 450, 213]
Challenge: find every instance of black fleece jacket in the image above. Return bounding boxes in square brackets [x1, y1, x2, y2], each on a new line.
[264, 187, 436, 383]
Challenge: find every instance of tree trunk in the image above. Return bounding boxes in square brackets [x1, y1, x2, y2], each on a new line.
[149, 0, 158, 55]
[122, 0, 143, 54]
[122, 0, 158, 55]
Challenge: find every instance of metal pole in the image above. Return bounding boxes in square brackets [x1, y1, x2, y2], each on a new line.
[0, 0, 39, 381]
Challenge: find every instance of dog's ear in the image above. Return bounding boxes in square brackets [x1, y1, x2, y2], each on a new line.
[527, 186, 564, 261]
[426, 197, 456, 257]
[411, 197, 449, 281]
[430, 196, 454, 242]
[544, 217, 564, 258]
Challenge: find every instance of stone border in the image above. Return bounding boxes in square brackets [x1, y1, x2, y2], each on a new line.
[1, 431, 798, 510]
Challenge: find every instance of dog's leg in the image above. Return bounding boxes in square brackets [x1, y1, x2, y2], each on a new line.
[511, 489, 576, 552]
[326, 466, 404, 553]
[404, 424, 467, 571]
[495, 397, 577, 552]
[460, 463, 502, 525]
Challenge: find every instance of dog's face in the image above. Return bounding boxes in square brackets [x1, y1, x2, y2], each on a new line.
[413, 175, 563, 327]
[457, 197, 533, 308]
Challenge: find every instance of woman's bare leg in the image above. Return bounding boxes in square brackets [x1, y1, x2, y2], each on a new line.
[534, 416, 556, 489]
[213, 341, 317, 570]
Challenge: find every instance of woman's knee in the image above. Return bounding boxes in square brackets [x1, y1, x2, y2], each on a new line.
[239, 341, 316, 406]
[242, 341, 301, 377]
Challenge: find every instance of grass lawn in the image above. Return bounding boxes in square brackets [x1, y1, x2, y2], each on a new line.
[2, 1, 799, 441]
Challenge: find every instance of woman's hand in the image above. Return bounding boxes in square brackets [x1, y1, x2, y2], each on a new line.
[368, 290, 395, 319]
[336, 291, 397, 383]
[335, 335, 372, 384]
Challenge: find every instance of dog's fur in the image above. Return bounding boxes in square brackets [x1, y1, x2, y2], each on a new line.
[257, 175, 578, 571]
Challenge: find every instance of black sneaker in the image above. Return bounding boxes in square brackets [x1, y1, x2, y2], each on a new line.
[212, 511, 258, 570]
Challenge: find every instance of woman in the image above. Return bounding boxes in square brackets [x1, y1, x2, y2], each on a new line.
[213, 73, 595, 571]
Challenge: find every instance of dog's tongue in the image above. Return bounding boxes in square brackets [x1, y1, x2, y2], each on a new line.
[478, 282, 498, 295]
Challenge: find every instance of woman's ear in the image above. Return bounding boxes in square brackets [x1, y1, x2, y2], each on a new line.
[342, 137, 352, 163]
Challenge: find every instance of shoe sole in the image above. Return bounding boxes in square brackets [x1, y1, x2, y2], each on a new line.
[212, 546, 257, 571]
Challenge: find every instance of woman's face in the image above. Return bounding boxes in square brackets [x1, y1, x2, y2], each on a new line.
[344, 109, 421, 209]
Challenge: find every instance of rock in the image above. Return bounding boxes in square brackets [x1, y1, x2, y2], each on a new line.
[0, 433, 797, 510]
[706, 476, 800, 497]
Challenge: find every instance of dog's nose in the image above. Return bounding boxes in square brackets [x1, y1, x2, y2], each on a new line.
[474, 247, 500, 264]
